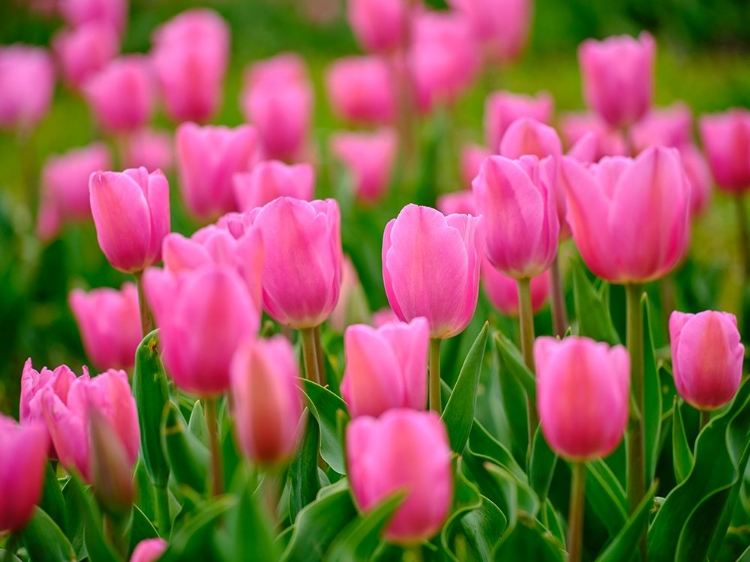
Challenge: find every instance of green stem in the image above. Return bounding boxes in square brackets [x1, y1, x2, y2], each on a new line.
[261, 469, 281, 524]
[429, 338, 442, 414]
[313, 324, 327, 386]
[133, 270, 154, 337]
[18, 129, 36, 216]
[404, 544, 423, 562]
[204, 397, 224, 497]
[549, 253, 568, 337]
[567, 462, 587, 562]
[299, 328, 320, 384]
[625, 283, 646, 559]
[517, 278, 538, 441]
[699, 410, 712, 432]
[103, 513, 129, 558]
[155, 484, 171, 537]
[735, 195, 750, 277]
[3, 533, 17, 562]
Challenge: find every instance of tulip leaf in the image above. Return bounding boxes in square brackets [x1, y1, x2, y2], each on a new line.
[571, 261, 620, 345]
[288, 410, 321, 522]
[160, 496, 236, 562]
[66, 475, 121, 562]
[19, 507, 77, 562]
[127, 505, 158, 556]
[442, 322, 489, 453]
[300, 379, 350, 475]
[39, 461, 67, 535]
[529, 426, 558, 504]
[671, 398, 693, 485]
[162, 401, 209, 494]
[585, 459, 628, 537]
[188, 400, 210, 448]
[641, 294, 663, 484]
[0, 550, 21, 562]
[132, 329, 171, 487]
[494, 332, 536, 401]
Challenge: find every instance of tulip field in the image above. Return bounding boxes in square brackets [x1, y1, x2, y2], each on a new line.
[2, 0, 750, 561]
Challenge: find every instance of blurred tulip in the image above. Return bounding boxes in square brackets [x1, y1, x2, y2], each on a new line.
[325, 56, 396, 125]
[484, 90, 553, 153]
[560, 147, 691, 283]
[630, 102, 693, 153]
[0, 45, 55, 132]
[559, 111, 628, 159]
[473, 155, 559, 278]
[330, 129, 397, 204]
[231, 336, 303, 466]
[69, 283, 141, 371]
[59, 0, 127, 34]
[461, 144, 491, 190]
[249, 198, 342, 329]
[535, 336, 630, 460]
[347, 409, 452, 544]
[347, 0, 408, 54]
[373, 308, 401, 327]
[233, 160, 314, 212]
[176, 123, 258, 221]
[53, 22, 119, 89]
[383, 204, 483, 339]
[90, 167, 170, 273]
[436, 191, 476, 216]
[130, 539, 168, 562]
[0, 416, 48, 532]
[681, 143, 712, 216]
[89, 408, 135, 515]
[329, 257, 371, 332]
[670, 311, 744, 411]
[482, 258, 549, 316]
[578, 32, 655, 128]
[699, 109, 750, 193]
[121, 128, 173, 173]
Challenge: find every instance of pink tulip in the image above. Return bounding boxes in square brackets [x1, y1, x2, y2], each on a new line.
[151, 9, 230, 123]
[578, 32, 655, 128]
[120, 128, 173, 173]
[630, 102, 693, 153]
[130, 539, 168, 562]
[176, 123, 258, 221]
[347, 409, 452, 544]
[325, 56, 396, 125]
[347, 0, 408, 54]
[36, 142, 111, 241]
[681, 143, 712, 216]
[69, 283, 141, 371]
[59, 0, 127, 34]
[436, 191, 476, 216]
[484, 90, 553, 153]
[560, 147, 691, 283]
[699, 109, 750, 193]
[341, 317, 429, 418]
[473, 155, 559, 278]
[461, 144, 491, 190]
[83, 56, 155, 134]
[231, 336, 303, 466]
[482, 258, 549, 316]
[0, 416, 48, 532]
[90, 167, 170, 273]
[233, 160, 314, 212]
[329, 257, 369, 332]
[0, 45, 55, 132]
[383, 204, 483, 339]
[373, 308, 401, 327]
[330, 129, 397, 204]
[535, 336, 630, 460]
[40, 368, 139, 482]
[559, 111, 628, 159]
[249, 198, 342, 329]
[670, 311, 744, 411]
[53, 23, 119, 89]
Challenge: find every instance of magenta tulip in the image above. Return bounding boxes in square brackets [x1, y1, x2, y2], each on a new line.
[436, 191, 476, 217]
[383, 204, 483, 339]
[670, 311, 744, 411]
[0, 45, 55, 132]
[121, 128, 173, 173]
[347, 409, 452, 544]
[53, 22, 119, 89]
[461, 144, 491, 190]
[373, 308, 401, 327]
[680, 143, 712, 216]
[699, 109, 750, 193]
[630, 102, 693, 153]
[130, 539, 168, 562]
[559, 111, 628, 160]
[484, 90, 553, 153]
[58, 0, 127, 34]
[233, 160, 314, 212]
[347, 0, 408, 54]
[325, 56, 396, 125]
[482, 257, 549, 317]
[330, 129, 397, 204]
[90, 167, 170, 273]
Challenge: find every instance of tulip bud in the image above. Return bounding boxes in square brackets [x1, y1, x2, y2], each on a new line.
[347, 0, 408, 54]
[436, 191, 476, 217]
[347, 409, 452, 544]
[630, 102, 693, 153]
[325, 56, 396, 126]
[89, 408, 134, 516]
[131, 539, 168, 562]
[90, 167, 171, 273]
[121, 128, 173, 173]
[461, 144, 491, 190]
[484, 90, 553, 153]
[482, 257, 549, 316]
[373, 308, 400, 328]
[53, 22, 119, 89]
[535, 336, 630, 460]
[670, 311, 744, 411]
[559, 111, 628, 160]
[330, 129, 397, 204]
[0, 45, 55, 133]
[233, 160, 314, 213]
[59, 0, 127, 35]
[699, 109, 750, 193]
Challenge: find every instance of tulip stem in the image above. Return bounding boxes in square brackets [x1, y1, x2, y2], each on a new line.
[155, 484, 171, 537]
[699, 410, 712, 432]
[567, 462, 586, 562]
[313, 324, 327, 386]
[517, 278, 538, 442]
[429, 338, 442, 413]
[549, 254, 568, 337]
[103, 513, 129, 557]
[134, 270, 154, 337]
[735, 195, 750, 277]
[300, 328, 320, 385]
[204, 397, 224, 497]
[3, 533, 17, 562]
[261, 469, 281, 523]
[18, 129, 36, 215]
[625, 283, 646, 559]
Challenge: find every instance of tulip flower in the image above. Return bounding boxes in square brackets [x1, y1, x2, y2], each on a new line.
[436, 191, 476, 217]
[69, 283, 141, 371]
[90, 167, 171, 273]
[680, 143, 712, 216]
[499, 117, 563, 161]
[325, 56, 396, 125]
[233, 160, 314, 212]
[53, 22, 119, 89]
[329, 257, 371, 332]
[483, 258, 549, 317]
[347, 409, 452, 544]
[58, 0, 127, 35]
[330, 129, 397, 204]
[484, 90, 553, 153]
[670, 311, 744, 412]
[578, 32, 655, 128]
[347, 0, 408, 54]
[0, 416, 49, 532]
[121, 128, 173, 173]
[630, 102, 693, 153]
[699, 109, 750, 193]
[88, 408, 135, 515]
[461, 144, 491, 190]
[0, 45, 55, 133]
[131, 539, 168, 562]
[373, 308, 401, 327]
[230, 336, 304, 466]
[560, 147, 691, 283]
[559, 111, 628, 160]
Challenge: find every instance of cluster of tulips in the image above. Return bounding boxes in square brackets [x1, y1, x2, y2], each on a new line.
[1, 0, 750, 560]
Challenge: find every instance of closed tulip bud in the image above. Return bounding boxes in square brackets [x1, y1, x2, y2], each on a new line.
[560, 111, 628, 160]
[69, 283, 141, 371]
[330, 129, 397, 204]
[90, 167, 171, 273]
[53, 22, 119, 89]
[383, 204, 483, 339]
[630, 102, 693, 153]
[473, 155, 559, 278]
[561, 146, 690, 283]
[347, 0, 408, 54]
[0, 45, 55, 133]
[699, 109, 750, 193]
[485, 90, 553, 153]
[347, 409, 452, 544]
[176, 123, 258, 220]
[670, 311, 744, 411]
[436, 191, 476, 217]
[233, 161, 314, 212]
[342, 317, 429, 417]
[230, 336, 303, 466]
[325, 56, 396, 125]
[121, 128, 173, 173]
[0, 416, 49, 532]
[89, 408, 134, 516]
[59, 0, 127, 35]
[130, 539, 168, 562]
[482, 257, 549, 316]
[329, 257, 371, 332]
[579, 32, 655, 128]
[461, 144, 491, 190]
[249, 198, 343, 329]
[535, 336, 630, 460]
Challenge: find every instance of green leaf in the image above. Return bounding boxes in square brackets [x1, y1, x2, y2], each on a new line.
[288, 410, 321, 522]
[641, 294, 663, 484]
[127, 505, 158, 556]
[571, 261, 620, 345]
[671, 399, 693, 485]
[19, 507, 77, 562]
[39, 461, 67, 535]
[0, 550, 22, 562]
[188, 400, 210, 448]
[494, 332, 536, 402]
[132, 329, 171, 488]
[162, 401, 209, 494]
[493, 510, 564, 561]
[160, 496, 236, 562]
[595, 480, 658, 562]
[585, 460, 628, 537]
[300, 379, 350, 475]
[442, 322, 489, 453]
[66, 475, 120, 562]
[529, 427, 558, 503]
